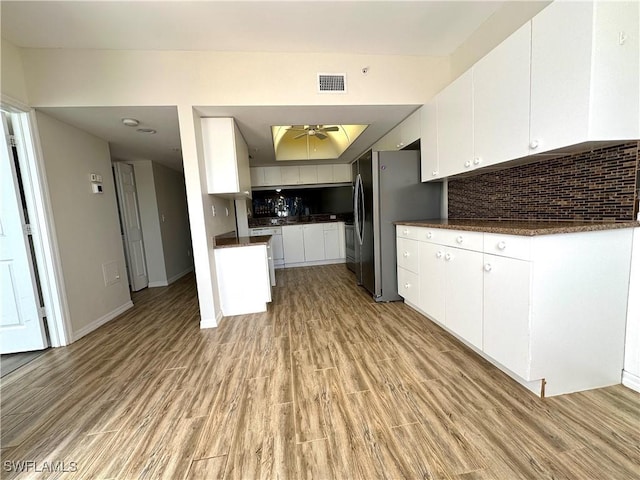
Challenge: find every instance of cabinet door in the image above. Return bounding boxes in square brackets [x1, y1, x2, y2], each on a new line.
[474, 22, 531, 168]
[323, 227, 340, 259]
[234, 124, 251, 195]
[444, 247, 483, 349]
[399, 108, 421, 149]
[398, 267, 420, 306]
[437, 70, 474, 177]
[373, 124, 401, 151]
[303, 224, 325, 261]
[317, 165, 333, 183]
[299, 166, 318, 184]
[530, 1, 593, 154]
[483, 254, 532, 380]
[281, 166, 300, 185]
[272, 234, 284, 262]
[282, 225, 305, 264]
[250, 167, 265, 187]
[263, 167, 282, 186]
[420, 101, 439, 181]
[333, 164, 351, 183]
[418, 242, 446, 322]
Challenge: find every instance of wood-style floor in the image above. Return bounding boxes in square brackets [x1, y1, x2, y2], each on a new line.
[1, 265, 639, 479]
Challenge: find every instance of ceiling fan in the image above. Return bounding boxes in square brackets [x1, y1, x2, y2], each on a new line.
[288, 125, 340, 140]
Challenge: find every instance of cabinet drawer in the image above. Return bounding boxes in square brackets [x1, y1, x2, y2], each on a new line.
[439, 229, 484, 251]
[398, 267, 420, 304]
[416, 227, 441, 244]
[484, 233, 531, 260]
[323, 222, 338, 231]
[396, 225, 422, 240]
[397, 238, 420, 273]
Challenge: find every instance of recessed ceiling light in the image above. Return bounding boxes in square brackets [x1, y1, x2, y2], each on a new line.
[137, 128, 157, 134]
[121, 118, 140, 127]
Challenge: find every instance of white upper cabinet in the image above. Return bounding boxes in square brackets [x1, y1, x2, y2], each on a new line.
[473, 22, 532, 167]
[317, 164, 333, 183]
[299, 165, 318, 184]
[437, 69, 474, 178]
[201, 117, 251, 197]
[420, 100, 439, 181]
[421, 1, 639, 182]
[372, 108, 422, 151]
[263, 167, 282, 186]
[280, 166, 300, 185]
[531, 1, 640, 154]
[332, 164, 351, 183]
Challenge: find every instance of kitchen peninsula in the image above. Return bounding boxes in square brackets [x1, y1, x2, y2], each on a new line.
[213, 233, 273, 316]
[396, 219, 639, 397]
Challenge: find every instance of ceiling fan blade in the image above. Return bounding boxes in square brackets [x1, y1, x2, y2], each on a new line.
[293, 133, 308, 139]
[315, 132, 328, 140]
[321, 126, 340, 132]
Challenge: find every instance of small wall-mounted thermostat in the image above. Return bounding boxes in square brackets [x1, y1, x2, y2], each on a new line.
[92, 183, 104, 194]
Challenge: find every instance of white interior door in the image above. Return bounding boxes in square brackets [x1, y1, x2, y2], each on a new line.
[114, 162, 148, 292]
[0, 114, 47, 354]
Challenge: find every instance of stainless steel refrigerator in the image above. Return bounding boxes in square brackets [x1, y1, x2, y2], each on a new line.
[353, 150, 441, 302]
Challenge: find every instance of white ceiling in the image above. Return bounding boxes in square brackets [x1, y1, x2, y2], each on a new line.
[2, 1, 512, 171]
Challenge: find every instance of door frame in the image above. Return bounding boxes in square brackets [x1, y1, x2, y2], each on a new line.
[2, 95, 72, 347]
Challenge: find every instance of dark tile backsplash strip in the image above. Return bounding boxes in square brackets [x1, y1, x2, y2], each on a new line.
[448, 141, 639, 222]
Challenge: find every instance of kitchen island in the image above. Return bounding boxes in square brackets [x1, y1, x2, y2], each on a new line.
[213, 233, 273, 316]
[395, 219, 638, 397]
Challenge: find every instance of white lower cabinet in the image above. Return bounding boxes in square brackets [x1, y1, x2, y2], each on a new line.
[444, 247, 484, 350]
[282, 225, 305, 264]
[483, 254, 532, 380]
[214, 245, 271, 316]
[303, 224, 325, 261]
[281, 222, 345, 266]
[397, 224, 634, 397]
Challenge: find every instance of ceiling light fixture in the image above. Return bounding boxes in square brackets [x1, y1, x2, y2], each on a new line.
[137, 128, 157, 134]
[121, 118, 140, 127]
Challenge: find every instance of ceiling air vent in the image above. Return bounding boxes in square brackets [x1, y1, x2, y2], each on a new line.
[317, 73, 347, 93]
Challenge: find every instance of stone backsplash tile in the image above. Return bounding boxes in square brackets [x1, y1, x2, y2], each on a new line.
[448, 141, 639, 222]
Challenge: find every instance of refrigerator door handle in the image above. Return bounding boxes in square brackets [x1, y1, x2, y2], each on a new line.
[355, 174, 364, 246]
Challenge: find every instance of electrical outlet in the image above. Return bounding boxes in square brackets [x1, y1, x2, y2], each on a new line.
[212, 205, 216, 217]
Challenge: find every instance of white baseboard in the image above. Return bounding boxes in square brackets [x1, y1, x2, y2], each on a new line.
[201, 310, 223, 329]
[167, 266, 194, 285]
[72, 300, 134, 342]
[284, 258, 346, 268]
[148, 267, 194, 288]
[622, 370, 640, 392]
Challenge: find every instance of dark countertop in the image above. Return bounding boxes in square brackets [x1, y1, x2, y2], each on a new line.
[213, 234, 271, 249]
[249, 213, 352, 228]
[393, 219, 640, 236]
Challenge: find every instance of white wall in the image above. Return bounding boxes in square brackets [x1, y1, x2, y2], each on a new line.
[0, 39, 29, 106]
[15, 48, 450, 327]
[623, 228, 640, 392]
[35, 111, 132, 339]
[152, 161, 194, 283]
[130, 160, 167, 286]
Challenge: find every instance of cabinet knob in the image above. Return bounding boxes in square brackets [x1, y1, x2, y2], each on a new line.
[404, 282, 411, 289]
[497, 241, 506, 250]
[403, 229, 409, 235]
[484, 263, 492, 272]
[445, 253, 452, 261]
[426, 232, 433, 239]
[436, 250, 443, 258]
[432, 171, 438, 176]
[244, 191, 250, 195]
[464, 160, 471, 168]
[456, 235, 464, 244]
[403, 251, 410, 258]
[474, 157, 481, 165]
[530, 140, 539, 149]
